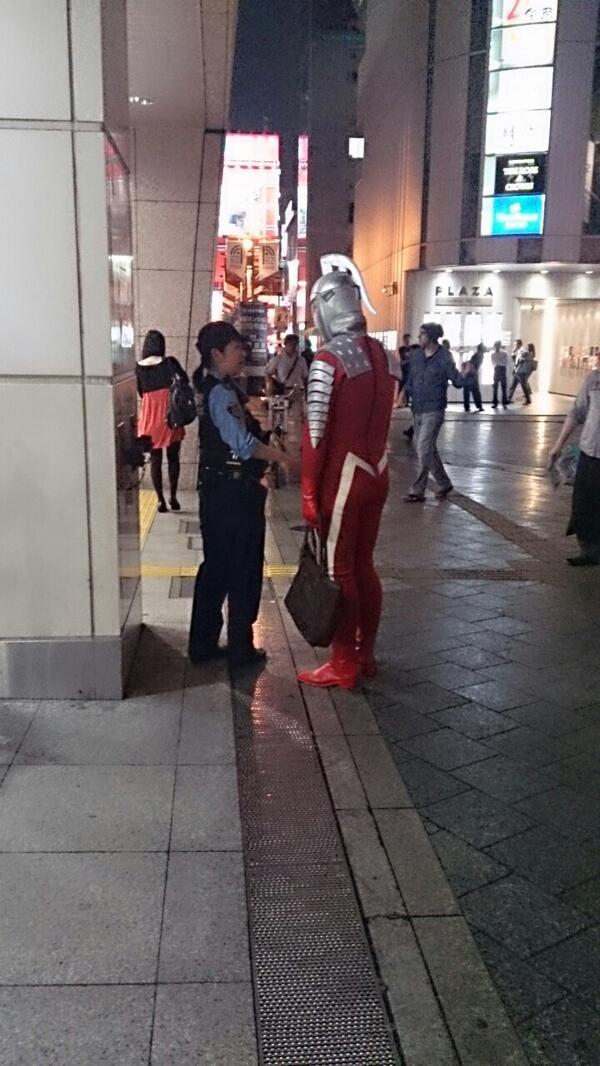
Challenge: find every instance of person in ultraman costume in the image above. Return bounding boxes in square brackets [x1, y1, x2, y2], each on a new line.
[297, 255, 397, 690]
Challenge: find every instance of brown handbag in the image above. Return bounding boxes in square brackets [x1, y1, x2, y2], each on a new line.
[284, 529, 341, 647]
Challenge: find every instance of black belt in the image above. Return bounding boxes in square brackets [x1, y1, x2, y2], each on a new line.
[201, 465, 257, 483]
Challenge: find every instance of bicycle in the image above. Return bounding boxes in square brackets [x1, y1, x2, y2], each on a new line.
[267, 384, 303, 488]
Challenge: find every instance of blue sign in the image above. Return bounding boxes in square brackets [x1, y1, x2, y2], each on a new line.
[489, 193, 545, 236]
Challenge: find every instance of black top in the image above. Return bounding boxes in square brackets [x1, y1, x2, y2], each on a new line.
[136, 357, 186, 397]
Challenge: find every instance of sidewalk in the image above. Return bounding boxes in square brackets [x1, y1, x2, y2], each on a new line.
[0, 407, 598, 1064]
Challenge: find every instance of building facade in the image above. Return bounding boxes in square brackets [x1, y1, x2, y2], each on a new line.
[354, 0, 600, 397]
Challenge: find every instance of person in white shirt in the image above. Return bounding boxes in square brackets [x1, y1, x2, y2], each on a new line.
[549, 363, 600, 566]
[491, 341, 509, 409]
[265, 334, 308, 399]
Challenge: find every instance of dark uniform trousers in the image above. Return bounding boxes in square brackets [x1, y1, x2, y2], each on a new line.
[189, 472, 267, 658]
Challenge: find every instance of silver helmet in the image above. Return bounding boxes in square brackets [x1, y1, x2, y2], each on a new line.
[310, 254, 376, 341]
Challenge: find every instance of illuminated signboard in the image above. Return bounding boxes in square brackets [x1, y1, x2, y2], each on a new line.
[487, 66, 553, 114]
[495, 154, 546, 195]
[218, 133, 280, 239]
[491, 0, 558, 27]
[485, 110, 551, 155]
[489, 23, 556, 70]
[481, 193, 545, 235]
[482, 0, 557, 237]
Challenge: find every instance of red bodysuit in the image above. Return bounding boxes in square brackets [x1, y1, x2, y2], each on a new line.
[300, 333, 396, 687]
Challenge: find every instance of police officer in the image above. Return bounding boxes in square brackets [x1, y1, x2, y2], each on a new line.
[188, 322, 296, 668]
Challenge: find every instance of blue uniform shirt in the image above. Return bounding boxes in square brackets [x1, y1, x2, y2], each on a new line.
[208, 381, 259, 461]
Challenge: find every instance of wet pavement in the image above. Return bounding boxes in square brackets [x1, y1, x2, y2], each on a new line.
[0, 402, 599, 1064]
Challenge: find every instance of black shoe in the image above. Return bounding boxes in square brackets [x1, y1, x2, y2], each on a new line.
[189, 646, 228, 665]
[169, 497, 181, 511]
[228, 647, 267, 669]
[567, 555, 600, 567]
[491, 404, 498, 409]
[157, 498, 168, 513]
[476, 407, 484, 413]
[435, 485, 453, 500]
[402, 493, 426, 503]
[403, 428, 414, 440]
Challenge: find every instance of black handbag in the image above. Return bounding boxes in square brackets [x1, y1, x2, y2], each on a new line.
[167, 359, 197, 428]
[284, 528, 341, 647]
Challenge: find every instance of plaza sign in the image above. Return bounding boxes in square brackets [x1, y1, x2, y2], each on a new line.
[435, 284, 494, 307]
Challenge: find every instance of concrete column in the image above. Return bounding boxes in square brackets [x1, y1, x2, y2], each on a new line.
[0, 0, 139, 698]
[131, 127, 224, 488]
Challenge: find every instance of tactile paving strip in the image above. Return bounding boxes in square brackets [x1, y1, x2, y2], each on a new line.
[231, 674, 400, 1065]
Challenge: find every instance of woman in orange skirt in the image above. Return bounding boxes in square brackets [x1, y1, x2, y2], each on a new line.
[136, 330, 188, 512]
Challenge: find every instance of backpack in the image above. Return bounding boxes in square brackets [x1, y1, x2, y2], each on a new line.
[166, 359, 197, 428]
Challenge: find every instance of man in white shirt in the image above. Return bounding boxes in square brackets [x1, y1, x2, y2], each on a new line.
[491, 340, 509, 409]
[265, 334, 308, 398]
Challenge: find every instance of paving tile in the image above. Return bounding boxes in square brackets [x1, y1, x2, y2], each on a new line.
[506, 700, 592, 736]
[301, 686, 344, 736]
[432, 702, 517, 740]
[0, 986, 153, 1065]
[375, 704, 441, 741]
[16, 699, 181, 766]
[457, 681, 537, 713]
[0, 853, 165, 983]
[375, 809, 459, 916]
[398, 728, 492, 771]
[487, 827, 600, 894]
[178, 700, 235, 764]
[413, 916, 529, 1066]
[152, 983, 257, 1065]
[517, 996, 600, 1066]
[171, 766, 242, 851]
[392, 682, 466, 715]
[369, 916, 458, 1066]
[475, 661, 545, 693]
[392, 755, 472, 807]
[359, 672, 419, 711]
[410, 663, 483, 692]
[347, 734, 412, 808]
[473, 931, 564, 1023]
[561, 876, 600, 921]
[338, 810, 405, 918]
[535, 926, 600, 1011]
[159, 853, 249, 982]
[546, 754, 600, 799]
[0, 701, 38, 764]
[468, 630, 523, 657]
[481, 617, 533, 637]
[424, 791, 533, 849]
[333, 691, 380, 733]
[461, 874, 590, 958]
[315, 734, 367, 809]
[453, 755, 555, 804]
[447, 646, 509, 670]
[432, 830, 508, 896]
[0, 766, 174, 851]
[481, 726, 570, 768]
[515, 786, 600, 843]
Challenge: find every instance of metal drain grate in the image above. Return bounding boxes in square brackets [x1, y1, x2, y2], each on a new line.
[231, 674, 400, 1065]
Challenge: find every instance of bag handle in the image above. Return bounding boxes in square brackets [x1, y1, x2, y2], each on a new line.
[304, 525, 328, 571]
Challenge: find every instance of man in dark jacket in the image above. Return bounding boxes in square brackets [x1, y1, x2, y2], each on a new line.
[401, 323, 471, 501]
[464, 343, 485, 412]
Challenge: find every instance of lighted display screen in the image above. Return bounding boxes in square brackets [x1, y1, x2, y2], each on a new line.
[487, 66, 553, 114]
[495, 153, 546, 195]
[485, 109, 551, 154]
[492, 0, 558, 28]
[481, 193, 545, 235]
[218, 133, 280, 239]
[489, 23, 556, 70]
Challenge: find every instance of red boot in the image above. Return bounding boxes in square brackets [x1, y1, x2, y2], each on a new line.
[298, 652, 359, 690]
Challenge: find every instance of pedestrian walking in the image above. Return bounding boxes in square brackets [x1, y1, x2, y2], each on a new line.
[491, 340, 509, 408]
[549, 364, 600, 566]
[401, 322, 471, 502]
[463, 343, 485, 412]
[188, 322, 298, 667]
[136, 329, 188, 512]
[508, 339, 534, 404]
